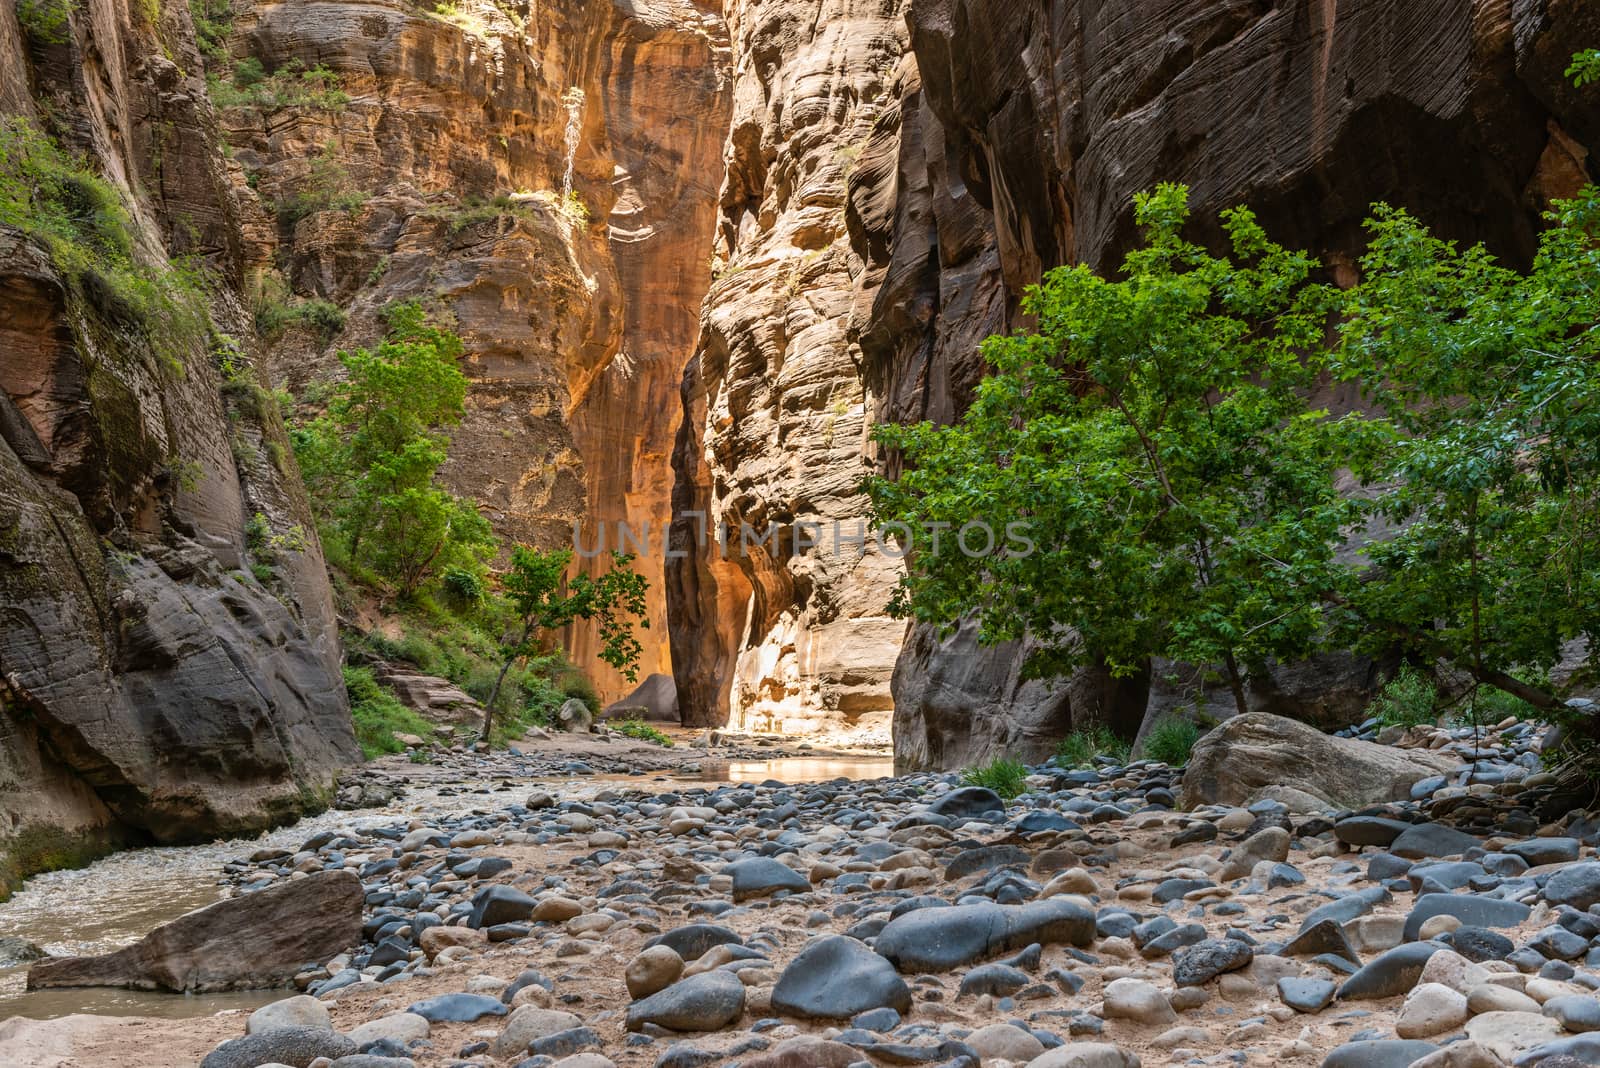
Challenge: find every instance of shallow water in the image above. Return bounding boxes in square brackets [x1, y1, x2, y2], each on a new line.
[0, 754, 894, 1021]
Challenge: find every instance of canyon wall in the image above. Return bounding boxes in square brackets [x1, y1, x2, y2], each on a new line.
[0, 0, 359, 896]
[225, 0, 729, 703]
[668, 0, 1600, 763]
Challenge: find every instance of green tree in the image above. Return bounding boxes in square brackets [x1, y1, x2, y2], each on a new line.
[479, 547, 649, 740]
[869, 185, 1364, 714]
[1332, 191, 1600, 710]
[870, 183, 1600, 715]
[292, 302, 492, 597]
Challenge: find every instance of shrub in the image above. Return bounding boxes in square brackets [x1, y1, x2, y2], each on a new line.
[1368, 666, 1439, 730]
[17, 0, 72, 45]
[189, 0, 233, 63]
[1142, 717, 1200, 766]
[344, 665, 434, 758]
[614, 717, 673, 747]
[441, 566, 484, 608]
[960, 757, 1029, 800]
[0, 118, 211, 371]
[1054, 726, 1131, 769]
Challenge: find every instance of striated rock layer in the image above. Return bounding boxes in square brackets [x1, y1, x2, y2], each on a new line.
[672, 0, 1600, 762]
[223, 0, 731, 701]
[0, 0, 359, 894]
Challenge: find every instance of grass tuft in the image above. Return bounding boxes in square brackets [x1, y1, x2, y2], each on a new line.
[614, 718, 673, 747]
[344, 665, 435, 758]
[960, 757, 1029, 800]
[1142, 717, 1200, 766]
[1054, 726, 1130, 769]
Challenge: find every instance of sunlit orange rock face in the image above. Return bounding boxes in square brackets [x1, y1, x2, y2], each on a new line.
[222, 0, 731, 702]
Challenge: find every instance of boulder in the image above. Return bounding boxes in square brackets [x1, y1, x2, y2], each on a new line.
[27, 870, 362, 992]
[556, 699, 594, 733]
[1181, 712, 1456, 809]
[875, 898, 1095, 973]
[771, 935, 911, 1019]
[601, 673, 680, 723]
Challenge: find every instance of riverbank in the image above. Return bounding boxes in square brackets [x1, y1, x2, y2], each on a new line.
[7, 712, 1600, 1068]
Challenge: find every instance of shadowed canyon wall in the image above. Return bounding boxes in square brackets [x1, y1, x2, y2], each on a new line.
[0, 0, 359, 895]
[668, 0, 1600, 764]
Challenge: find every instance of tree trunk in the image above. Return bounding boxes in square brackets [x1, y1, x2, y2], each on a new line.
[1221, 650, 1249, 717]
[480, 621, 533, 742]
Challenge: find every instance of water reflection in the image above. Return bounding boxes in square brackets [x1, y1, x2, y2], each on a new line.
[689, 757, 894, 783]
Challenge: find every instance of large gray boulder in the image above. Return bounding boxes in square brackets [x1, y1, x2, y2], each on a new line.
[27, 870, 363, 992]
[602, 673, 680, 723]
[1180, 712, 1456, 810]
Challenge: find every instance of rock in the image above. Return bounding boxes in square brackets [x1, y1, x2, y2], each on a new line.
[645, 924, 743, 961]
[200, 1027, 357, 1068]
[468, 885, 537, 928]
[1403, 894, 1532, 941]
[532, 897, 585, 922]
[1507, 838, 1580, 866]
[1281, 919, 1361, 964]
[1333, 816, 1413, 847]
[601, 673, 679, 723]
[27, 871, 363, 993]
[771, 935, 911, 1019]
[1468, 985, 1542, 1015]
[556, 698, 594, 732]
[247, 995, 331, 1034]
[625, 945, 684, 999]
[624, 971, 745, 1032]
[1102, 976, 1177, 1026]
[927, 786, 1006, 818]
[1320, 1040, 1441, 1068]
[1544, 864, 1600, 911]
[1543, 994, 1600, 1033]
[406, 993, 509, 1023]
[1465, 1011, 1563, 1062]
[1408, 1040, 1504, 1068]
[491, 1006, 583, 1058]
[1279, 976, 1336, 1012]
[966, 1022, 1045, 1062]
[1338, 942, 1444, 1000]
[1023, 1041, 1142, 1068]
[1397, 982, 1470, 1038]
[874, 898, 1095, 972]
[959, 962, 1031, 997]
[1180, 712, 1456, 809]
[727, 857, 810, 901]
[0, 938, 45, 967]
[1389, 823, 1482, 860]
[741, 1037, 863, 1068]
[1451, 927, 1516, 963]
[1219, 826, 1291, 880]
[345, 1014, 430, 1047]
[419, 926, 486, 959]
[1513, 1035, 1600, 1065]
[1172, 939, 1253, 986]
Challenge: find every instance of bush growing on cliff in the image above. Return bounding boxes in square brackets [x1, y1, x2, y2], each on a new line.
[870, 182, 1600, 718]
[292, 301, 493, 598]
[0, 117, 209, 372]
[17, 0, 72, 45]
[344, 665, 435, 758]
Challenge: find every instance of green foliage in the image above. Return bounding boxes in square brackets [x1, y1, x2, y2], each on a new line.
[614, 717, 673, 747]
[424, 192, 539, 233]
[561, 189, 588, 224]
[960, 757, 1029, 800]
[1329, 192, 1600, 708]
[251, 273, 346, 341]
[441, 565, 484, 608]
[1569, 49, 1600, 88]
[1054, 726, 1131, 769]
[344, 665, 435, 758]
[871, 181, 1600, 714]
[275, 143, 367, 226]
[292, 302, 492, 597]
[1367, 665, 1440, 730]
[208, 58, 350, 111]
[478, 546, 649, 739]
[871, 185, 1358, 712]
[17, 0, 72, 45]
[0, 117, 209, 373]
[1141, 717, 1200, 766]
[188, 0, 231, 63]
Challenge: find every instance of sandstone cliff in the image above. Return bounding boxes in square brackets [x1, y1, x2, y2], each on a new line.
[667, 0, 1600, 765]
[0, 0, 359, 895]
[220, 0, 729, 702]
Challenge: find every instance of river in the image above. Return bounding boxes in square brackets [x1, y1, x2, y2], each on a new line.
[0, 755, 894, 1021]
